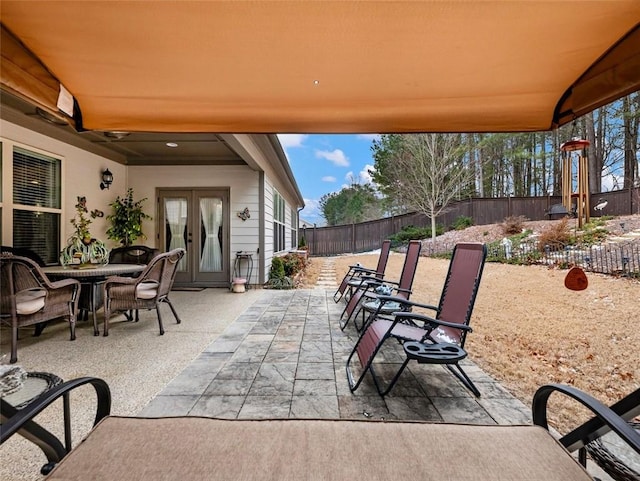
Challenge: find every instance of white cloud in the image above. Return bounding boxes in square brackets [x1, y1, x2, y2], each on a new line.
[315, 149, 349, 167]
[277, 134, 308, 148]
[300, 198, 324, 226]
[321, 176, 336, 182]
[357, 134, 381, 141]
[360, 164, 375, 184]
[345, 164, 375, 185]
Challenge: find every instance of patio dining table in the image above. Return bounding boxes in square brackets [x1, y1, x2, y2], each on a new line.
[42, 264, 145, 336]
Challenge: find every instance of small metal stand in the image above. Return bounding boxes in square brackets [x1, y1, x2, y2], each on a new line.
[233, 251, 253, 289]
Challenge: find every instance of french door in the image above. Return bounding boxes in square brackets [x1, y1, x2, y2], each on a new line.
[158, 188, 230, 287]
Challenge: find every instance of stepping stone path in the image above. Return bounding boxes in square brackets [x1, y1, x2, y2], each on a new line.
[315, 258, 337, 288]
[604, 227, 640, 245]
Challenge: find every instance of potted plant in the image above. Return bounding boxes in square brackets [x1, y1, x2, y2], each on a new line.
[106, 188, 152, 246]
[60, 196, 108, 266]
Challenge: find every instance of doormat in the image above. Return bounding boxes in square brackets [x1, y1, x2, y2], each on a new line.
[171, 287, 205, 292]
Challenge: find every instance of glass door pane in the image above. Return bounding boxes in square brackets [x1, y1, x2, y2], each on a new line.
[199, 196, 223, 272]
[163, 196, 188, 271]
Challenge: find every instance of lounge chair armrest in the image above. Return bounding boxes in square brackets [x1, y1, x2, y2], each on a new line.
[1, 377, 111, 445]
[358, 274, 382, 283]
[397, 299, 439, 311]
[393, 312, 473, 332]
[371, 294, 414, 307]
[370, 296, 438, 312]
[351, 266, 377, 275]
[532, 384, 640, 455]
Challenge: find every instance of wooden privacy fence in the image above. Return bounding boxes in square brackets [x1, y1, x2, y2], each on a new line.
[302, 188, 640, 257]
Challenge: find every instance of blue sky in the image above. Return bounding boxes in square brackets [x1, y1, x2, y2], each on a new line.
[277, 134, 381, 226]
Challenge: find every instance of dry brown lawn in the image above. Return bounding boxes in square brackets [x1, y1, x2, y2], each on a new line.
[326, 253, 639, 429]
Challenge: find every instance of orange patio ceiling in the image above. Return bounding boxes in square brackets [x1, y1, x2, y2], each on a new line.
[1, 1, 639, 133]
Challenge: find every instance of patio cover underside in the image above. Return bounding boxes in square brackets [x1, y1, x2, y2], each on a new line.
[1, 1, 639, 134]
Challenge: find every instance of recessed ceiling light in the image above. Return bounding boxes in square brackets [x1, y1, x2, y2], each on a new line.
[166, 142, 179, 148]
[313, 80, 320, 86]
[104, 131, 130, 140]
[35, 107, 69, 126]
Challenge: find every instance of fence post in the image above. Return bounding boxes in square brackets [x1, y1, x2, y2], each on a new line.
[351, 223, 356, 253]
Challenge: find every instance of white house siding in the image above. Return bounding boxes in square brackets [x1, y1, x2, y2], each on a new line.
[0, 119, 127, 249]
[263, 173, 299, 282]
[220, 135, 304, 285]
[128, 164, 260, 285]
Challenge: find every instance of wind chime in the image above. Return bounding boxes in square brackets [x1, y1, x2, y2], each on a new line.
[560, 139, 590, 228]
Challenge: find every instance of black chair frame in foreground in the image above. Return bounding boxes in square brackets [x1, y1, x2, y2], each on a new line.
[0, 376, 111, 475]
[532, 383, 640, 476]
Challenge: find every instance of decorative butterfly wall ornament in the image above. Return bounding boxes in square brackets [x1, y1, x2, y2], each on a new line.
[75, 196, 88, 212]
[237, 207, 250, 221]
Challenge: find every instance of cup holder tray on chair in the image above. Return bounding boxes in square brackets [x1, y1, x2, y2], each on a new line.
[403, 341, 467, 364]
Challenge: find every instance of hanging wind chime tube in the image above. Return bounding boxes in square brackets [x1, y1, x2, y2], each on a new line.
[560, 139, 590, 228]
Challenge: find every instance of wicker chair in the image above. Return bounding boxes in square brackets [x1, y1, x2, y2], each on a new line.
[108, 245, 159, 265]
[0, 253, 80, 363]
[107, 245, 160, 321]
[102, 248, 185, 336]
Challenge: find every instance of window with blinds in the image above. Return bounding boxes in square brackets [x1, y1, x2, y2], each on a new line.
[12, 146, 62, 264]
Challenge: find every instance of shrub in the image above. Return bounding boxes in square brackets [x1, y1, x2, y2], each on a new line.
[452, 216, 473, 230]
[298, 235, 307, 249]
[576, 219, 609, 246]
[538, 217, 572, 249]
[389, 224, 443, 247]
[282, 253, 307, 277]
[269, 256, 286, 281]
[501, 215, 528, 235]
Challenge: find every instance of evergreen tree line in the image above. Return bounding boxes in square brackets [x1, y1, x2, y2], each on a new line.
[320, 93, 639, 227]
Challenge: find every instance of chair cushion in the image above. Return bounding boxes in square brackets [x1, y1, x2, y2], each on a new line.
[15, 288, 46, 315]
[45, 417, 593, 481]
[135, 281, 158, 299]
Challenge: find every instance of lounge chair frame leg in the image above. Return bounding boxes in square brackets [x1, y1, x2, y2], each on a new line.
[446, 363, 481, 397]
[339, 289, 364, 330]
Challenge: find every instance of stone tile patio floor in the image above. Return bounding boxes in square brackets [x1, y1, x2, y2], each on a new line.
[140, 288, 532, 425]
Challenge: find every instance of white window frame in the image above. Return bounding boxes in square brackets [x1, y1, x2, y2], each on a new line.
[1, 138, 64, 264]
[273, 190, 286, 253]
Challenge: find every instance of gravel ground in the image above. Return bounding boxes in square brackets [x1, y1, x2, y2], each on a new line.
[305, 214, 640, 431]
[420, 214, 640, 250]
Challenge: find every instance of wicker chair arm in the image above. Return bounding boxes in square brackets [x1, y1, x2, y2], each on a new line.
[46, 278, 80, 291]
[104, 275, 138, 288]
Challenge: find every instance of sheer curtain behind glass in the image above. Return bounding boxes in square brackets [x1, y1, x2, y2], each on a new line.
[199, 197, 222, 272]
[164, 198, 187, 270]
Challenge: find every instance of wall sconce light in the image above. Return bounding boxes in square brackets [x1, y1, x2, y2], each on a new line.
[100, 169, 113, 190]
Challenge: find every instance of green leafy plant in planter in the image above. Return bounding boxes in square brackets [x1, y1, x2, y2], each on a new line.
[106, 188, 152, 246]
[60, 196, 108, 266]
